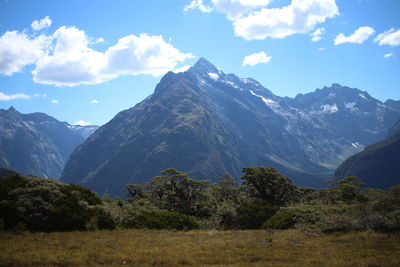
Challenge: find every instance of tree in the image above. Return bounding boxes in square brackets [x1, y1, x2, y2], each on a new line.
[127, 168, 209, 215]
[241, 166, 299, 206]
[207, 174, 240, 204]
[333, 176, 366, 202]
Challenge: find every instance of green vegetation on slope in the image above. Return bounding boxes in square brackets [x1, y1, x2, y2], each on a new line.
[335, 133, 400, 188]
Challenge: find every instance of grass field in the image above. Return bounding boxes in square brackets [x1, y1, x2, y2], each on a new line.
[0, 229, 399, 266]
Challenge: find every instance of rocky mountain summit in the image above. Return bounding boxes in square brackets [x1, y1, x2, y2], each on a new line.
[60, 58, 400, 196]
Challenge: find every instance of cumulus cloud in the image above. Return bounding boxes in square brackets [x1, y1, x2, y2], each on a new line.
[74, 120, 91, 126]
[233, 0, 339, 40]
[318, 47, 325, 51]
[32, 26, 109, 86]
[243, 51, 271, 66]
[311, 27, 325, 41]
[51, 99, 59, 104]
[0, 18, 193, 86]
[31, 16, 52, 31]
[374, 28, 400, 47]
[384, 53, 393, 58]
[334, 26, 375, 45]
[184, 0, 337, 40]
[103, 34, 193, 78]
[0, 92, 30, 101]
[0, 31, 51, 75]
[173, 65, 191, 73]
[184, 0, 213, 13]
[90, 99, 99, 103]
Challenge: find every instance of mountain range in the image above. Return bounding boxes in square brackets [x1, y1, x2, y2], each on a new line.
[59, 58, 400, 196]
[0, 107, 98, 178]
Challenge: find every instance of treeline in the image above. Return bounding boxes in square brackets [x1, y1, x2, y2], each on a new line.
[119, 167, 400, 232]
[1, 167, 399, 232]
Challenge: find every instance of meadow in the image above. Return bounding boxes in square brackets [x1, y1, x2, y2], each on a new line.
[1, 229, 399, 266]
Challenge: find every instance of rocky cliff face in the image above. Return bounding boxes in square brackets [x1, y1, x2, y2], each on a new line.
[0, 107, 86, 178]
[60, 58, 400, 196]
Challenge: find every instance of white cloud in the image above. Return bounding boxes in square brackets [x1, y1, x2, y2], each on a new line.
[0, 92, 30, 101]
[211, 0, 273, 20]
[90, 99, 99, 104]
[173, 65, 191, 73]
[94, 37, 105, 44]
[311, 27, 325, 41]
[0, 31, 51, 75]
[31, 27, 193, 86]
[334, 26, 375, 45]
[33, 93, 47, 98]
[184, 0, 213, 13]
[0, 19, 193, 86]
[243, 51, 271, 66]
[51, 99, 59, 104]
[74, 120, 91, 126]
[31, 16, 52, 31]
[32, 26, 109, 86]
[233, 0, 339, 40]
[384, 53, 393, 58]
[103, 34, 193, 78]
[318, 47, 325, 51]
[374, 28, 400, 47]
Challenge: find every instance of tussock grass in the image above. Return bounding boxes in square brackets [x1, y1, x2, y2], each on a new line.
[0, 229, 399, 266]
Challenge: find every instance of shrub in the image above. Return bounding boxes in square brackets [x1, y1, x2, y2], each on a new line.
[95, 207, 117, 230]
[0, 175, 115, 232]
[237, 201, 278, 229]
[131, 210, 199, 230]
[262, 210, 296, 229]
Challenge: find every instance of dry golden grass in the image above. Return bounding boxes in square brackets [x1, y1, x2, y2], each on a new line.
[0, 229, 399, 266]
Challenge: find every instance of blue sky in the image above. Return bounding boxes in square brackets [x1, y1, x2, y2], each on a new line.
[0, 0, 399, 126]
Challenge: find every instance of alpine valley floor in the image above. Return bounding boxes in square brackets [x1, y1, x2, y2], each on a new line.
[1, 229, 399, 266]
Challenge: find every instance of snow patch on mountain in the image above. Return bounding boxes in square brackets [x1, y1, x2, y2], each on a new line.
[249, 90, 279, 109]
[345, 102, 358, 111]
[321, 104, 339, 114]
[208, 72, 219, 80]
[359, 93, 370, 101]
[224, 80, 239, 89]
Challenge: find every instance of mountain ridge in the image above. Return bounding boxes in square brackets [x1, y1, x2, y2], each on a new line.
[335, 118, 400, 188]
[0, 107, 98, 178]
[60, 58, 400, 196]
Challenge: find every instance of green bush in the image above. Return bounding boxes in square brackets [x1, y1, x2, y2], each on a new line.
[95, 207, 117, 230]
[237, 201, 278, 229]
[262, 210, 296, 229]
[0, 175, 115, 232]
[131, 210, 199, 230]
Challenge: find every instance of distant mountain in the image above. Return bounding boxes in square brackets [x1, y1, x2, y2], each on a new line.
[67, 124, 99, 139]
[61, 58, 400, 196]
[281, 84, 400, 169]
[0, 107, 86, 178]
[385, 99, 400, 112]
[335, 119, 400, 188]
